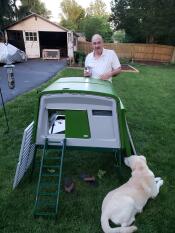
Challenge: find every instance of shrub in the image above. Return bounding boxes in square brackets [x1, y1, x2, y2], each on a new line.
[74, 51, 86, 66]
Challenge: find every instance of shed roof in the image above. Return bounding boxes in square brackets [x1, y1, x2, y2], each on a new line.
[5, 13, 69, 32]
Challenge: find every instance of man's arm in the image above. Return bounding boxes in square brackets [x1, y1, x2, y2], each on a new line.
[100, 66, 121, 80]
[100, 50, 121, 80]
[84, 53, 92, 77]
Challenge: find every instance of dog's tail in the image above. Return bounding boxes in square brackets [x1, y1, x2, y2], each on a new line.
[101, 214, 137, 233]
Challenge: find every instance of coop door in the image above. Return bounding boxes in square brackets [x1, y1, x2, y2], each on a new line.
[65, 110, 90, 138]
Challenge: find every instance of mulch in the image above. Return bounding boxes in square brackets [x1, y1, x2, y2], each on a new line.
[121, 64, 139, 72]
[133, 60, 168, 66]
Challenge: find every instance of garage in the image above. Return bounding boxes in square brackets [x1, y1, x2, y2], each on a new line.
[5, 13, 77, 59]
[39, 31, 67, 57]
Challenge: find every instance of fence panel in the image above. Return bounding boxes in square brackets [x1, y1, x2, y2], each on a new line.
[77, 41, 174, 63]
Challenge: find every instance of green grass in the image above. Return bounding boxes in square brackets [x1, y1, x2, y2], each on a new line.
[0, 63, 175, 233]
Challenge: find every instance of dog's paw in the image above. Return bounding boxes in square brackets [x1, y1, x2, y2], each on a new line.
[131, 225, 138, 232]
[159, 179, 164, 186]
[155, 177, 161, 182]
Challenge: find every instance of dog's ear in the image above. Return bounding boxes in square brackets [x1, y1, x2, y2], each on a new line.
[125, 156, 138, 170]
[139, 155, 147, 163]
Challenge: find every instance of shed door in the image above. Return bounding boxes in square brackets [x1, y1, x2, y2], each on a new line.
[23, 31, 40, 58]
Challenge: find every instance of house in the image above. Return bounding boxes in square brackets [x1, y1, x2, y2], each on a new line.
[4, 13, 78, 59]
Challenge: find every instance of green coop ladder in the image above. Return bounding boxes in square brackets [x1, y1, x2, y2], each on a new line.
[33, 138, 66, 218]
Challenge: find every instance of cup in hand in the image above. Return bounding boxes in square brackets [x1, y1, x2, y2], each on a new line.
[84, 66, 92, 77]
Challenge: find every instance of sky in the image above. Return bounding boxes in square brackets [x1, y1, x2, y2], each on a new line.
[40, 0, 112, 22]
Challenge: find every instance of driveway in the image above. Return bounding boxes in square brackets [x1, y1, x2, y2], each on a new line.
[0, 59, 66, 105]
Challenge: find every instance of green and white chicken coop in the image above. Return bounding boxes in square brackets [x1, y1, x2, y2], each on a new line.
[13, 77, 136, 218]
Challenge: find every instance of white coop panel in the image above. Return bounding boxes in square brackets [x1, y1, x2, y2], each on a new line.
[13, 122, 35, 189]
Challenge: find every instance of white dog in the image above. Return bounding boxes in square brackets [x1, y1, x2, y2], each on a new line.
[101, 155, 163, 233]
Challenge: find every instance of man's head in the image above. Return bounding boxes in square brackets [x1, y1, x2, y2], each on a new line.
[91, 34, 103, 55]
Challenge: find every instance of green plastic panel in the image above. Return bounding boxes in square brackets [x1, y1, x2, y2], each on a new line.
[65, 110, 90, 139]
[41, 77, 117, 99]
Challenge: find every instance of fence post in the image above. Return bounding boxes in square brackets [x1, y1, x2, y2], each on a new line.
[171, 47, 175, 63]
[131, 44, 135, 63]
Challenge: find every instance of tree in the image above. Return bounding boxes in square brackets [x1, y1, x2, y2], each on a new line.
[0, 0, 50, 30]
[113, 30, 125, 43]
[59, 0, 85, 31]
[18, 0, 51, 19]
[86, 0, 108, 16]
[80, 16, 113, 42]
[111, 0, 175, 45]
[0, 0, 18, 29]
[82, 0, 113, 42]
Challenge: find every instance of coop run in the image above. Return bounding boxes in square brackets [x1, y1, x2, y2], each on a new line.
[13, 77, 136, 218]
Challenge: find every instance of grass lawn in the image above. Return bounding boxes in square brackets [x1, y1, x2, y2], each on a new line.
[0, 63, 175, 233]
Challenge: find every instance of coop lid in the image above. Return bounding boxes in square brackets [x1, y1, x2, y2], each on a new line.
[41, 77, 118, 99]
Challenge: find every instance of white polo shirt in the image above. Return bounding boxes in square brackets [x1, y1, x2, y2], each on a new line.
[85, 48, 121, 82]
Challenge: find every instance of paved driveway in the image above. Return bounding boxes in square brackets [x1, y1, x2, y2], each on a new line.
[0, 59, 66, 105]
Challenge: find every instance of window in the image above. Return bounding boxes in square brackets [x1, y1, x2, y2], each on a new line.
[68, 32, 72, 43]
[48, 110, 65, 135]
[92, 110, 112, 116]
[25, 32, 37, 41]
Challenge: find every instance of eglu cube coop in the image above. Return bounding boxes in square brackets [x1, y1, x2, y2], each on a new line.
[13, 77, 136, 218]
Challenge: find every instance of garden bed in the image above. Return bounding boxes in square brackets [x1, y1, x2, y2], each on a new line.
[121, 64, 139, 72]
[68, 63, 139, 72]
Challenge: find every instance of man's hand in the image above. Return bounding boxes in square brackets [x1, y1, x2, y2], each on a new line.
[100, 72, 111, 80]
[84, 70, 91, 77]
[84, 67, 92, 77]
[100, 67, 121, 80]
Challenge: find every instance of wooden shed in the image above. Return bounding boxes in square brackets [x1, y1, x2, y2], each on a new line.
[5, 13, 78, 59]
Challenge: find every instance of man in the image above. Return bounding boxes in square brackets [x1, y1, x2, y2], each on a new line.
[84, 34, 121, 82]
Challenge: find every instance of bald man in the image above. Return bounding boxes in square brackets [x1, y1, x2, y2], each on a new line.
[84, 34, 121, 82]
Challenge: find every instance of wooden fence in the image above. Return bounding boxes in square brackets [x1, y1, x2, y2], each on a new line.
[78, 41, 175, 63]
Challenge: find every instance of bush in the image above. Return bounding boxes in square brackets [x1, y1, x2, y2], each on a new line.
[74, 51, 86, 66]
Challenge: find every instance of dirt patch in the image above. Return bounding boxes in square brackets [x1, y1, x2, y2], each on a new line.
[121, 64, 139, 73]
[134, 60, 168, 66]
